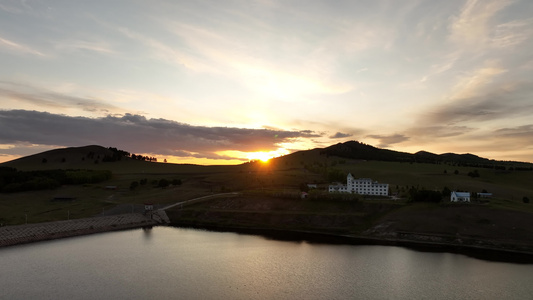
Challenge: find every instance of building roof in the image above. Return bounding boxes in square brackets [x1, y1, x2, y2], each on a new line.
[452, 191, 470, 197]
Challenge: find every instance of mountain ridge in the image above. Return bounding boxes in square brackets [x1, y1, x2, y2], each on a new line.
[318, 141, 533, 168]
[1, 141, 532, 169]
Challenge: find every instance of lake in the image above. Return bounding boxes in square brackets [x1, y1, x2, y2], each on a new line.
[1, 226, 532, 299]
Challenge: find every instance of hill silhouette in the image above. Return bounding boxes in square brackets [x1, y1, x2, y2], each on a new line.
[2, 141, 532, 171]
[320, 141, 533, 170]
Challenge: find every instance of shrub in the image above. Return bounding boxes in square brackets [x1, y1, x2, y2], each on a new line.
[410, 189, 442, 203]
[467, 170, 480, 178]
[130, 181, 139, 190]
[158, 179, 170, 188]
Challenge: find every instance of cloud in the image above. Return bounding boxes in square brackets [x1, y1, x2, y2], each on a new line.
[329, 132, 352, 139]
[366, 134, 409, 148]
[424, 81, 533, 124]
[448, 0, 512, 48]
[407, 125, 474, 139]
[0, 110, 321, 161]
[491, 18, 533, 48]
[0, 36, 45, 57]
[0, 143, 59, 157]
[494, 124, 533, 139]
[113, 25, 215, 73]
[54, 39, 115, 55]
[0, 81, 121, 113]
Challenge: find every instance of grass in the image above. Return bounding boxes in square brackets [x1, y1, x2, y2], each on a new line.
[325, 160, 533, 201]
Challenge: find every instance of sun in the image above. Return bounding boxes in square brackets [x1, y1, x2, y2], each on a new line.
[249, 151, 272, 163]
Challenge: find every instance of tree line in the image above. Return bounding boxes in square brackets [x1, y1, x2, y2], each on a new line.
[0, 167, 111, 193]
[106, 147, 158, 162]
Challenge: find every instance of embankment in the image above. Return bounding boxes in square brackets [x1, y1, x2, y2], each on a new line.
[166, 195, 533, 263]
[0, 213, 157, 248]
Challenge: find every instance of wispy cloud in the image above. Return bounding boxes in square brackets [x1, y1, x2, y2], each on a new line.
[449, 62, 507, 100]
[0, 36, 45, 57]
[424, 81, 533, 124]
[494, 124, 533, 140]
[160, 18, 353, 99]
[491, 18, 533, 48]
[448, 0, 513, 48]
[330, 132, 353, 139]
[366, 134, 409, 148]
[407, 125, 474, 139]
[54, 39, 115, 55]
[0, 81, 120, 114]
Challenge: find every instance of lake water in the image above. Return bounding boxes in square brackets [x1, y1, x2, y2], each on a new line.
[1, 226, 532, 299]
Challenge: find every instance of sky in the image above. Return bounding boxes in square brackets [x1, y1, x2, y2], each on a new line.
[1, 0, 533, 164]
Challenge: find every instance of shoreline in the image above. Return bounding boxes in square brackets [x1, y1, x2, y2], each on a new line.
[2, 216, 533, 264]
[0, 213, 157, 248]
[169, 221, 533, 264]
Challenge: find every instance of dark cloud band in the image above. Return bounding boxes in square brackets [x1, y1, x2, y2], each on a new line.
[0, 110, 321, 160]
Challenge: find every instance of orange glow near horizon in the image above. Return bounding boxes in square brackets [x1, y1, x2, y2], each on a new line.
[247, 152, 272, 163]
[216, 148, 291, 164]
[246, 148, 290, 163]
[156, 148, 292, 165]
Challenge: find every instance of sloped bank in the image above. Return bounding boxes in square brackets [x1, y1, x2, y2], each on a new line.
[0, 213, 157, 248]
[166, 196, 533, 264]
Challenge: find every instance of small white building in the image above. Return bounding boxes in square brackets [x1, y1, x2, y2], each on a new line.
[451, 191, 470, 202]
[329, 173, 389, 196]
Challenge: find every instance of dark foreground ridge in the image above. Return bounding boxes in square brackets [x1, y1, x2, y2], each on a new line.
[0, 214, 157, 248]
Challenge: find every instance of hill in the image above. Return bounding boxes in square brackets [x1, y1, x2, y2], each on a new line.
[2, 145, 115, 169]
[319, 141, 533, 169]
[1, 145, 223, 174]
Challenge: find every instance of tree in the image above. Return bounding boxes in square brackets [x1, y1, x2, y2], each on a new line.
[468, 170, 480, 178]
[158, 179, 170, 188]
[410, 189, 442, 203]
[442, 186, 451, 197]
[130, 181, 139, 190]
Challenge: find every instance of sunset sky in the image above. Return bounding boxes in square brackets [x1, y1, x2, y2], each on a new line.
[1, 0, 532, 164]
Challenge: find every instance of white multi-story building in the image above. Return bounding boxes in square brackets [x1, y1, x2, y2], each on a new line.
[329, 173, 389, 196]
